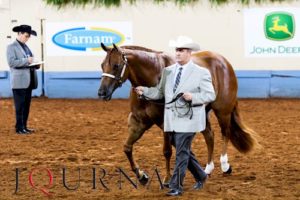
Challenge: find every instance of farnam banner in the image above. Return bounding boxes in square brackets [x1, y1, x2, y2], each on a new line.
[244, 8, 300, 57]
[46, 22, 132, 56]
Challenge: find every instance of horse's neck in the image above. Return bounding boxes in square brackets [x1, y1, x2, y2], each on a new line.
[124, 49, 174, 87]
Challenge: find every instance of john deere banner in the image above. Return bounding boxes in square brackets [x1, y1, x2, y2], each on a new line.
[244, 8, 300, 57]
[46, 22, 132, 56]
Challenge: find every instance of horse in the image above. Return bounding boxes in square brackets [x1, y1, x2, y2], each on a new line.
[98, 43, 257, 185]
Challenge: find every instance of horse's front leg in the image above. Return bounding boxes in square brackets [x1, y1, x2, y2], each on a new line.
[162, 131, 172, 186]
[124, 113, 153, 185]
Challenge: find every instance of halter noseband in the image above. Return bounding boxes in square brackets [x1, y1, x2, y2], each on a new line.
[101, 52, 128, 87]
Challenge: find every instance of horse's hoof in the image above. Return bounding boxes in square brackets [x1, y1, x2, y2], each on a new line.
[163, 182, 170, 188]
[223, 165, 232, 175]
[138, 171, 149, 185]
[163, 176, 170, 188]
[204, 162, 214, 175]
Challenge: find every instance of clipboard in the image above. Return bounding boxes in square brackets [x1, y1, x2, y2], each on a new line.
[29, 61, 44, 66]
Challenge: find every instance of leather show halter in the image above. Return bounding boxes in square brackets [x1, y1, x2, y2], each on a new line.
[101, 51, 128, 88]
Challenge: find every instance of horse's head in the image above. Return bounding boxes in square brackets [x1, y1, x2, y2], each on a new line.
[98, 43, 129, 100]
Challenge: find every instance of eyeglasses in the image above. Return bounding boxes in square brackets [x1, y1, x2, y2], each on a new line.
[24, 34, 31, 38]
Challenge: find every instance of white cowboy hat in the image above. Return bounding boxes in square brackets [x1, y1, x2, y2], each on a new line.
[169, 36, 200, 51]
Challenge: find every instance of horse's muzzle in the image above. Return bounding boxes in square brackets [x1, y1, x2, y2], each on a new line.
[98, 89, 112, 101]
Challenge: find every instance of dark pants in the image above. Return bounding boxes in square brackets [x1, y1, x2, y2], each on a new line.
[169, 132, 207, 191]
[12, 88, 32, 130]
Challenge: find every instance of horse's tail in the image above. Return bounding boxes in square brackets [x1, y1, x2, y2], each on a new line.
[229, 102, 258, 153]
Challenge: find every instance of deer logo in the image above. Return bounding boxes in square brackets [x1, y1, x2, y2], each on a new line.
[269, 16, 293, 36]
[265, 12, 295, 41]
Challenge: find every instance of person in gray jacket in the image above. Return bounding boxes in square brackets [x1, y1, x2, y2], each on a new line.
[135, 36, 216, 196]
[6, 25, 40, 134]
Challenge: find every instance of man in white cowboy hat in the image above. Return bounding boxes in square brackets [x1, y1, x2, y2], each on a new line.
[135, 36, 216, 196]
[6, 24, 40, 134]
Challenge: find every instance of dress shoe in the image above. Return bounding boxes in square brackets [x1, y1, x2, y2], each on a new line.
[24, 128, 35, 133]
[166, 189, 182, 196]
[16, 129, 30, 134]
[193, 181, 204, 190]
[193, 175, 207, 190]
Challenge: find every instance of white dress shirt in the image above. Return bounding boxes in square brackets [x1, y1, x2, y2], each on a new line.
[173, 60, 192, 84]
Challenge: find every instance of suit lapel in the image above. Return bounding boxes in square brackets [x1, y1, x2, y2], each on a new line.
[166, 66, 176, 96]
[13, 40, 27, 57]
[175, 62, 195, 93]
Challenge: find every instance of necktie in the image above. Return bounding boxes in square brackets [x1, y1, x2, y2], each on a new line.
[24, 45, 33, 57]
[173, 67, 183, 93]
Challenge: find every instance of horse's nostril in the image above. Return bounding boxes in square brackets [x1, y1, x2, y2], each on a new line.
[98, 89, 105, 97]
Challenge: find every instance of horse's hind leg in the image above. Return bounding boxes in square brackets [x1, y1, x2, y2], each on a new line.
[216, 113, 232, 175]
[220, 135, 232, 175]
[203, 106, 215, 175]
[124, 113, 153, 185]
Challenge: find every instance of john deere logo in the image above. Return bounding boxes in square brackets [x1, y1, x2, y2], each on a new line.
[264, 12, 295, 41]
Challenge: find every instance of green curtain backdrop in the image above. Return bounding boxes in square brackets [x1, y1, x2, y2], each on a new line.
[44, 0, 288, 8]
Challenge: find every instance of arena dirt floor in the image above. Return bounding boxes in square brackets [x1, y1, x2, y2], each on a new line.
[0, 98, 299, 199]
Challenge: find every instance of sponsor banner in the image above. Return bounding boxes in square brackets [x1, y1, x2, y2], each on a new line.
[46, 22, 132, 56]
[244, 8, 300, 57]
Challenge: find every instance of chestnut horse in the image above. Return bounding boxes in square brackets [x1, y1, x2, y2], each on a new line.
[98, 43, 257, 185]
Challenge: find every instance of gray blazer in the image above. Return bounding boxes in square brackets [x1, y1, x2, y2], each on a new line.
[143, 61, 216, 132]
[6, 40, 38, 89]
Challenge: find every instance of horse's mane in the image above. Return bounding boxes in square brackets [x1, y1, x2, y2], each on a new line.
[121, 45, 163, 53]
[119, 45, 175, 68]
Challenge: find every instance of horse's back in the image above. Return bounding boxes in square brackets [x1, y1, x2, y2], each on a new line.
[191, 51, 234, 74]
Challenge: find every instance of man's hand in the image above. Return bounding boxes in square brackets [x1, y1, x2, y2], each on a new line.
[134, 86, 144, 95]
[34, 65, 40, 69]
[182, 92, 192, 101]
[28, 57, 33, 64]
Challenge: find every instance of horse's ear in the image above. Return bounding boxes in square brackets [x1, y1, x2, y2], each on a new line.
[101, 43, 109, 52]
[113, 43, 120, 52]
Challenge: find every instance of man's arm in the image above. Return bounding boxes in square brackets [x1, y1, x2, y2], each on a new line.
[135, 68, 167, 100]
[6, 44, 31, 69]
